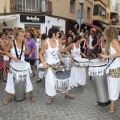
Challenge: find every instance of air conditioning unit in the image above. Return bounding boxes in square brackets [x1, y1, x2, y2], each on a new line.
[41, 1, 46, 12]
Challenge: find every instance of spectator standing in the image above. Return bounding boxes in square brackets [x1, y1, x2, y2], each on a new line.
[25, 32, 36, 76]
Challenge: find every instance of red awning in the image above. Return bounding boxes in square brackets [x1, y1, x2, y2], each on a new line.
[83, 22, 101, 31]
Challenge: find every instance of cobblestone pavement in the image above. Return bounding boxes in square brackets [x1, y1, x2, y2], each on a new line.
[0, 69, 120, 120]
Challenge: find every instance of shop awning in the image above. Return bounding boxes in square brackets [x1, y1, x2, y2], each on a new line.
[83, 22, 101, 30]
[0, 15, 18, 23]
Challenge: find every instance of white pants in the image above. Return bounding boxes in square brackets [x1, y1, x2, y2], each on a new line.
[45, 68, 71, 97]
[107, 76, 120, 101]
[69, 67, 86, 88]
[5, 72, 33, 94]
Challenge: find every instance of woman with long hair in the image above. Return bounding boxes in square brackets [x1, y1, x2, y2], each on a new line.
[99, 26, 120, 114]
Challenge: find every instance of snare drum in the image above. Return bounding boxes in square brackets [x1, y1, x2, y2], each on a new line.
[73, 57, 89, 67]
[89, 59, 107, 76]
[55, 71, 70, 92]
[11, 61, 31, 101]
[38, 63, 46, 79]
[62, 54, 71, 70]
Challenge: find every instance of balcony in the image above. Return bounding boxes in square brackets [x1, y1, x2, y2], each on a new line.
[110, 12, 119, 25]
[10, 0, 52, 14]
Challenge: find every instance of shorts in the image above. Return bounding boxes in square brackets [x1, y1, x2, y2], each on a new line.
[25, 59, 36, 65]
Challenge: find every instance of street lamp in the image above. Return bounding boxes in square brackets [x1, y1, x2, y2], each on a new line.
[101, 11, 105, 27]
[78, 0, 85, 34]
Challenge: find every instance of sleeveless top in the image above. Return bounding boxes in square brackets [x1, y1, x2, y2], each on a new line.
[71, 43, 81, 57]
[10, 41, 25, 63]
[109, 43, 120, 69]
[88, 35, 93, 49]
[45, 39, 60, 64]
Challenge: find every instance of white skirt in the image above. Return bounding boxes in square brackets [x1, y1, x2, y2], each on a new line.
[107, 76, 120, 101]
[69, 67, 86, 88]
[45, 68, 57, 97]
[5, 72, 33, 94]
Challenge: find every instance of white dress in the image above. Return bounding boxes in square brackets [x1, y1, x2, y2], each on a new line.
[107, 43, 120, 101]
[5, 42, 33, 94]
[69, 43, 86, 88]
[45, 39, 60, 96]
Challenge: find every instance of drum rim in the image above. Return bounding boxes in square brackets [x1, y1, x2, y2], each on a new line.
[11, 61, 30, 71]
[12, 67, 30, 72]
[89, 64, 107, 67]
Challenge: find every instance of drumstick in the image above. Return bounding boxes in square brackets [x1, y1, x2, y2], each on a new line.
[71, 58, 79, 63]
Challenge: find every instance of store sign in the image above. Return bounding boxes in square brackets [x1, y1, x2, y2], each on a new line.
[20, 15, 45, 23]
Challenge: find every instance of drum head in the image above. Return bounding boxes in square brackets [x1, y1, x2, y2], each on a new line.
[90, 59, 107, 67]
[74, 57, 89, 62]
[12, 61, 30, 71]
[55, 71, 70, 79]
[38, 63, 44, 68]
[62, 53, 69, 58]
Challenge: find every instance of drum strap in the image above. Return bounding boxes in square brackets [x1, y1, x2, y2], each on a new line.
[105, 58, 115, 70]
[13, 40, 24, 60]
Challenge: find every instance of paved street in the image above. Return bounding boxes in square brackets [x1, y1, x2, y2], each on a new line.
[0, 69, 120, 120]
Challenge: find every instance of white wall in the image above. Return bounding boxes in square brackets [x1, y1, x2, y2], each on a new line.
[41, 16, 66, 34]
[1, 15, 66, 34]
[1, 14, 24, 30]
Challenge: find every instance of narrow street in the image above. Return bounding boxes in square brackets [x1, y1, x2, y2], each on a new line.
[0, 69, 120, 120]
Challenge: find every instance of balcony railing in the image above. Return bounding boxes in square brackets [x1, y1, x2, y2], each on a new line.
[10, 0, 52, 14]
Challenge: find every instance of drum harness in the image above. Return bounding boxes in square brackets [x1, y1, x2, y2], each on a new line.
[12, 40, 27, 84]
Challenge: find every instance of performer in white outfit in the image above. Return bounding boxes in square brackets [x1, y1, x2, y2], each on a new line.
[100, 26, 120, 114]
[4, 29, 35, 105]
[40, 28, 75, 105]
[64, 35, 87, 88]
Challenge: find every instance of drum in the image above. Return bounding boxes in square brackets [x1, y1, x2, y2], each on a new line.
[11, 61, 31, 102]
[62, 54, 71, 70]
[3, 55, 9, 61]
[73, 57, 89, 67]
[55, 71, 70, 92]
[89, 59, 110, 106]
[38, 63, 46, 79]
[89, 59, 107, 76]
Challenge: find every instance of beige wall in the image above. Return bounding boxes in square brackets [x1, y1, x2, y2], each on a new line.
[0, 0, 10, 14]
[49, 0, 94, 24]
[93, 0, 111, 24]
[83, 0, 94, 24]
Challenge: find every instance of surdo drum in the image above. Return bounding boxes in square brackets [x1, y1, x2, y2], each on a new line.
[55, 71, 70, 92]
[11, 61, 31, 102]
[89, 59, 110, 106]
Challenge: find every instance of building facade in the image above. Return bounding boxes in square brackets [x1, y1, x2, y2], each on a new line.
[0, 0, 94, 35]
[93, 0, 111, 29]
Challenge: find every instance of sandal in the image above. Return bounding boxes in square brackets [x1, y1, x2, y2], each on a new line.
[93, 102, 98, 106]
[46, 97, 53, 105]
[109, 108, 115, 114]
[36, 78, 41, 83]
[3, 98, 12, 105]
[30, 95, 36, 102]
[65, 94, 75, 99]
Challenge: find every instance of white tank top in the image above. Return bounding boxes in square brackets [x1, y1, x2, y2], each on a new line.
[10, 41, 25, 63]
[71, 43, 81, 57]
[89, 35, 93, 49]
[45, 39, 60, 64]
[109, 43, 120, 69]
